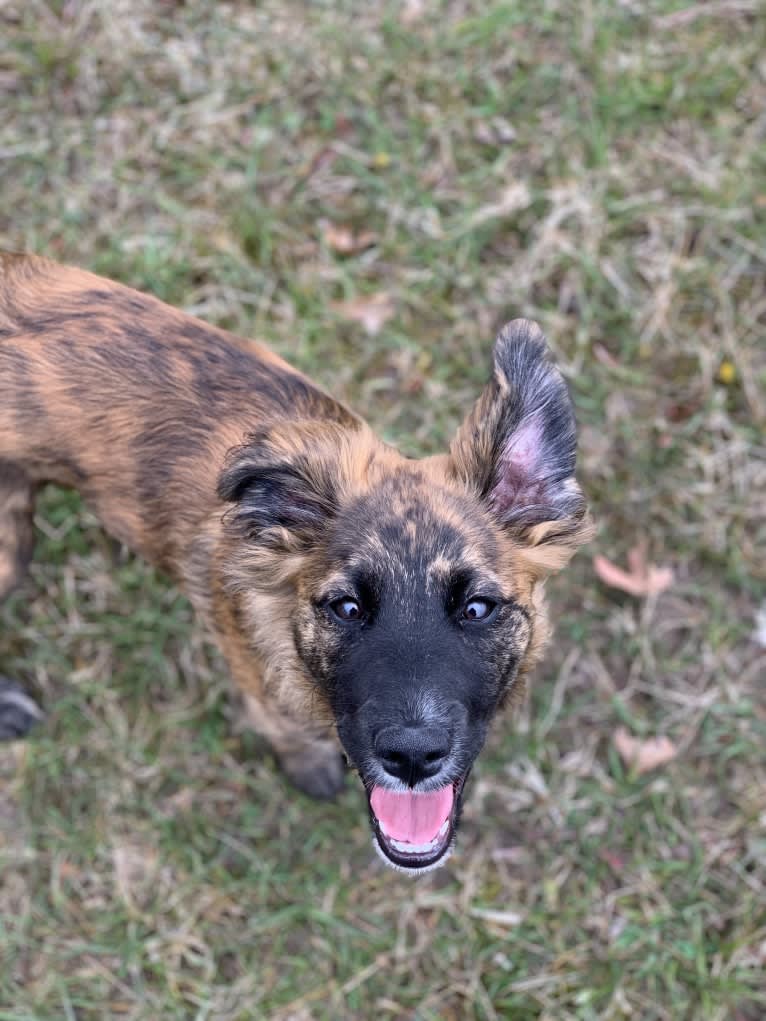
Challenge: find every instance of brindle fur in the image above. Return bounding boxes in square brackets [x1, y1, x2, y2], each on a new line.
[0, 251, 592, 808]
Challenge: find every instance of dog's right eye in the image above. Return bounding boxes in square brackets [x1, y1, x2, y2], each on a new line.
[330, 597, 363, 622]
[461, 597, 497, 622]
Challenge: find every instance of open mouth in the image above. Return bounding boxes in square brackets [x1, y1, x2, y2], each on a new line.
[367, 777, 465, 873]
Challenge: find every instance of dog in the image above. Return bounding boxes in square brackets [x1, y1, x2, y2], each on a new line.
[0, 252, 591, 873]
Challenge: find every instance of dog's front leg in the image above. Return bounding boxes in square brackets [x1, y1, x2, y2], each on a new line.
[212, 618, 346, 801]
[241, 692, 347, 801]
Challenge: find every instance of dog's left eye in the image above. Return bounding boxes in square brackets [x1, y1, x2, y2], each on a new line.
[330, 597, 363, 622]
[462, 598, 496, 621]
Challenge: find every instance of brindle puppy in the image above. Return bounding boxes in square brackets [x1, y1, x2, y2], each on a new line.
[0, 252, 591, 873]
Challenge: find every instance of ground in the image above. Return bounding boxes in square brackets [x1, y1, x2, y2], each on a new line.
[1, 2, 765, 1019]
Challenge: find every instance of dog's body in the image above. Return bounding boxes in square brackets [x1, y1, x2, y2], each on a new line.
[0, 252, 591, 872]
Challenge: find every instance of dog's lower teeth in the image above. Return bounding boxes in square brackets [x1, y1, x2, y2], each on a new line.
[388, 833, 446, 855]
[392, 839, 431, 854]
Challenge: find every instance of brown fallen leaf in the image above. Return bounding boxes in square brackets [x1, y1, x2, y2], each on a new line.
[400, 0, 427, 25]
[599, 848, 627, 873]
[473, 116, 517, 147]
[332, 292, 395, 336]
[593, 542, 673, 597]
[113, 840, 159, 911]
[613, 726, 678, 775]
[321, 221, 377, 255]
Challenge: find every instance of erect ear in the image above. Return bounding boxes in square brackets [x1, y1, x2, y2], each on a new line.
[217, 421, 361, 552]
[450, 320, 591, 563]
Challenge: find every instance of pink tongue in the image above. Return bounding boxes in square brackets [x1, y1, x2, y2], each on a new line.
[370, 785, 454, 844]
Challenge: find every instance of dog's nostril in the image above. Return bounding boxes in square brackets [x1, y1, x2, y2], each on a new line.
[375, 725, 451, 786]
[382, 750, 409, 769]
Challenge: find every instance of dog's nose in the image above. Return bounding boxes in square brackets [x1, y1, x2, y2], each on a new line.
[375, 725, 451, 787]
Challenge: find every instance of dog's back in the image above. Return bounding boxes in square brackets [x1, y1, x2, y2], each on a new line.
[0, 253, 357, 571]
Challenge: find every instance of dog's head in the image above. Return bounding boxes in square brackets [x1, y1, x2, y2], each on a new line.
[218, 321, 592, 873]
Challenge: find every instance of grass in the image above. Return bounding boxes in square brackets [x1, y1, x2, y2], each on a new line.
[1, 0, 765, 1018]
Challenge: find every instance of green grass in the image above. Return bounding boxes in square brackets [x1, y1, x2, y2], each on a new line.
[1, 1, 765, 1018]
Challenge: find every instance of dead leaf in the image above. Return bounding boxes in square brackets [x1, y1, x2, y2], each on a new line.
[321, 221, 377, 255]
[162, 786, 196, 815]
[754, 602, 766, 648]
[400, 0, 427, 25]
[599, 848, 627, 873]
[665, 397, 702, 423]
[473, 116, 517, 146]
[613, 726, 678, 774]
[593, 343, 621, 369]
[113, 841, 159, 911]
[593, 543, 673, 598]
[332, 293, 395, 336]
[604, 390, 632, 424]
[469, 906, 525, 926]
[464, 182, 531, 230]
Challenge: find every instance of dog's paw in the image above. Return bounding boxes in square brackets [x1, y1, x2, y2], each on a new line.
[279, 743, 347, 801]
[0, 678, 44, 740]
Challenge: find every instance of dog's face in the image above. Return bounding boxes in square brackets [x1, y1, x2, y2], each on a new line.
[293, 474, 538, 872]
[219, 321, 592, 872]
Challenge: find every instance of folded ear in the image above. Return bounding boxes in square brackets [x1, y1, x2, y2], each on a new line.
[450, 320, 591, 563]
[217, 421, 360, 552]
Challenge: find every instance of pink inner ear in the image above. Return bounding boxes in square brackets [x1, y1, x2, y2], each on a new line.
[504, 414, 543, 472]
[490, 413, 546, 514]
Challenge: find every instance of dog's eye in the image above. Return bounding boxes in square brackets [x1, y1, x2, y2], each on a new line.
[462, 598, 496, 621]
[330, 597, 363, 622]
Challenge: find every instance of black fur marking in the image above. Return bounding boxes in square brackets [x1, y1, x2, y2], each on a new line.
[327, 476, 471, 568]
[224, 464, 334, 535]
[0, 345, 48, 430]
[218, 432, 345, 548]
[21, 288, 358, 428]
